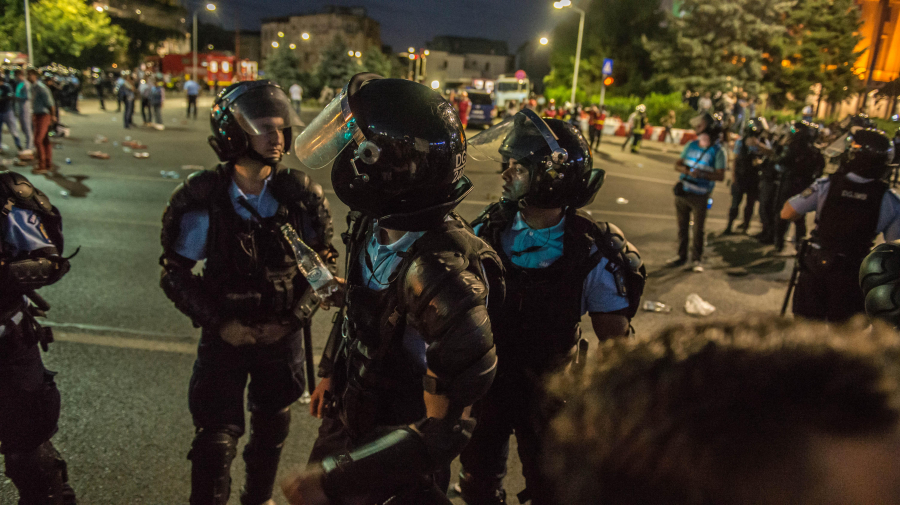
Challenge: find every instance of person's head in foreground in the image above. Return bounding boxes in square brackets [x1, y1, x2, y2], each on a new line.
[546, 315, 900, 505]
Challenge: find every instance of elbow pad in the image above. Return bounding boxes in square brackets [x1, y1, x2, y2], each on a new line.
[321, 417, 476, 498]
[1, 256, 70, 291]
[159, 255, 221, 330]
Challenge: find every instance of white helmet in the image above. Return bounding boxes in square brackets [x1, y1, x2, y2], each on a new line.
[636, 104, 646, 113]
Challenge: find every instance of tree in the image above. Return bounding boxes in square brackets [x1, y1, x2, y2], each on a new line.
[545, 0, 668, 100]
[0, 0, 128, 67]
[766, 0, 865, 112]
[315, 35, 359, 90]
[644, 0, 792, 95]
[264, 45, 304, 90]
[361, 49, 395, 78]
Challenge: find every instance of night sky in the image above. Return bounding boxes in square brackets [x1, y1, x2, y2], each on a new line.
[219, 0, 564, 54]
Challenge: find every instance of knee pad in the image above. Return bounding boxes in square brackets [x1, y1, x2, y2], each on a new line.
[247, 407, 291, 449]
[189, 428, 240, 505]
[4, 440, 69, 504]
[189, 428, 240, 467]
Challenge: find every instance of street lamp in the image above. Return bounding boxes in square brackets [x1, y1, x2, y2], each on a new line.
[554, 0, 585, 106]
[24, 0, 34, 65]
[193, 2, 217, 83]
[539, 37, 549, 45]
[301, 32, 310, 40]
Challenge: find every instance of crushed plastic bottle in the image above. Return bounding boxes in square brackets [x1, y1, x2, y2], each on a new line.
[59, 190, 69, 198]
[642, 301, 672, 313]
[684, 293, 716, 316]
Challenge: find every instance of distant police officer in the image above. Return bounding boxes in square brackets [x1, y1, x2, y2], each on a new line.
[668, 112, 727, 272]
[159, 80, 337, 505]
[281, 74, 502, 505]
[0, 171, 75, 504]
[724, 117, 770, 235]
[781, 128, 900, 323]
[772, 121, 825, 255]
[456, 111, 646, 505]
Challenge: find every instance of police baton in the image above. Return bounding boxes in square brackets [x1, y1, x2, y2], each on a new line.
[303, 320, 316, 398]
[781, 239, 808, 316]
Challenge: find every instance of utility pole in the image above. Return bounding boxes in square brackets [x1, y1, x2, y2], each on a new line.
[24, 0, 34, 66]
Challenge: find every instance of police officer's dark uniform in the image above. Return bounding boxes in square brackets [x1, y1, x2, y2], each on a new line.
[456, 111, 646, 505]
[772, 120, 825, 254]
[283, 74, 502, 505]
[724, 118, 768, 235]
[159, 80, 337, 505]
[0, 171, 75, 504]
[783, 128, 900, 323]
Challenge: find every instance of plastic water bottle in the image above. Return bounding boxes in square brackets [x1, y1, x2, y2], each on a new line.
[280, 224, 338, 298]
[707, 198, 713, 210]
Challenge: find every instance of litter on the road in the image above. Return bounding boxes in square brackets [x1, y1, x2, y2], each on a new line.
[181, 165, 205, 171]
[125, 136, 132, 141]
[88, 151, 110, 159]
[122, 147, 132, 153]
[94, 135, 108, 144]
[160, 171, 180, 179]
[59, 190, 69, 198]
[112, 141, 119, 147]
[153, 124, 165, 131]
[134, 152, 150, 158]
[123, 140, 147, 149]
[65, 158, 72, 164]
[684, 293, 716, 316]
[642, 301, 672, 313]
[616, 197, 629, 204]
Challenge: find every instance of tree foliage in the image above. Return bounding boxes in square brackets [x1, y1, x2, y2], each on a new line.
[315, 35, 359, 90]
[263, 45, 304, 91]
[0, 0, 128, 67]
[644, 0, 792, 94]
[360, 49, 395, 78]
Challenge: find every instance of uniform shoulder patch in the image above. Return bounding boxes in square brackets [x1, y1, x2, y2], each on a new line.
[800, 187, 815, 198]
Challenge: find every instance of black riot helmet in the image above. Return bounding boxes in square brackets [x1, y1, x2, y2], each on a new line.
[841, 128, 895, 179]
[469, 109, 605, 209]
[208, 80, 304, 165]
[789, 120, 820, 145]
[691, 111, 724, 143]
[743, 117, 768, 138]
[293, 73, 471, 231]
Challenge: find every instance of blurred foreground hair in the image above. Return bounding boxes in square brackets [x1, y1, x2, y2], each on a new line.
[546, 315, 900, 505]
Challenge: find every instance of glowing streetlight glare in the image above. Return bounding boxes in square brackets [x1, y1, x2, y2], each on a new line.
[301, 32, 310, 40]
[554, 0, 572, 7]
[95, 5, 103, 11]
[408, 47, 415, 53]
[348, 50, 354, 56]
[135, 9, 141, 14]
[431, 80, 440, 90]
[540, 37, 549, 45]
[206, 3, 215, 10]
[289, 43, 296, 50]
[408, 54, 415, 60]
[424, 50, 429, 55]
[272, 41, 279, 48]
[354, 51, 361, 58]
[278, 31, 284, 38]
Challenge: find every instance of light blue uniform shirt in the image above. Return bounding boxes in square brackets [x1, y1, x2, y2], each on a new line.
[475, 212, 630, 314]
[184, 80, 200, 96]
[788, 173, 900, 241]
[1, 206, 55, 336]
[174, 174, 279, 261]
[679, 140, 727, 195]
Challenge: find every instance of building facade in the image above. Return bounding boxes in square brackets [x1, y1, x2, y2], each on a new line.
[260, 6, 380, 71]
[423, 36, 512, 89]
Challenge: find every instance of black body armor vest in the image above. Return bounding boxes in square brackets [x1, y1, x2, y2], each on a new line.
[199, 169, 309, 325]
[814, 173, 888, 258]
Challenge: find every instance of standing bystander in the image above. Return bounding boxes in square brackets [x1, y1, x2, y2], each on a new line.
[27, 69, 55, 175]
[289, 82, 303, 114]
[0, 74, 22, 153]
[184, 77, 200, 119]
[13, 69, 33, 153]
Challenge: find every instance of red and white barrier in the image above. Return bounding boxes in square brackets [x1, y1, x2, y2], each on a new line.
[596, 117, 696, 145]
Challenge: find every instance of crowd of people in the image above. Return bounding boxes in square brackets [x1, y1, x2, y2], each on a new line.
[3, 72, 900, 505]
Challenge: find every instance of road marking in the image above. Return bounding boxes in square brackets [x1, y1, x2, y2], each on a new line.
[54, 331, 196, 354]
[603, 172, 676, 185]
[65, 216, 160, 227]
[43, 320, 193, 338]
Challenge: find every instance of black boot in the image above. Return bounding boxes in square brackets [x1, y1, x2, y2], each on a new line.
[4, 440, 76, 505]
[188, 429, 239, 505]
[456, 470, 507, 505]
[240, 408, 291, 505]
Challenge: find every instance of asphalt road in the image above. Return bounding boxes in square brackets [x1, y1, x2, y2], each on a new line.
[0, 97, 795, 504]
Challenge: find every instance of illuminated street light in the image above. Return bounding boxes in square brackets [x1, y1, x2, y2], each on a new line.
[278, 31, 284, 38]
[424, 50, 429, 55]
[272, 41, 279, 48]
[289, 43, 296, 50]
[354, 51, 361, 58]
[208, 44, 214, 50]
[95, 5, 103, 12]
[408, 53, 415, 60]
[408, 47, 415, 53]
[301, 32, 310, 40]
[539, 37, 549, 45]
[135, 9, 141, 14]
[348, 50, 354, 57]
[554, 0, 585, 105]
[192, 3, 217, 82]
[431, 80, 440, 89]
[206, 3, 215, 10]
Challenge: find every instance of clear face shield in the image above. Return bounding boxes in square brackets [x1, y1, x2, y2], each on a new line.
[468, 108, 568, 167]
[293, 85, 368, 169]
[227, 85, 304, 137]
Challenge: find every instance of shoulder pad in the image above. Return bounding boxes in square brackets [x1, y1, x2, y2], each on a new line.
[270, 167, 325, 207]
[168, 168, 221, 212]
[0, 170, 53, 214]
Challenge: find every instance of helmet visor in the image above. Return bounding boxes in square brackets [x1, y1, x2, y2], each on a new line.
[230, 85, 304, 136]
[293, 88, 360, 169]
[468, 109, 566, 164]
[823, 133, 853, 159]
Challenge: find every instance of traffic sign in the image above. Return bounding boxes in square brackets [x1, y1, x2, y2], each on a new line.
[602, 58, 613, 76]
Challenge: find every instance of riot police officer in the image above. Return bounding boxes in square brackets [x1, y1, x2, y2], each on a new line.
[455, 111, 646, 505]
[772, 120, 825, 255]
[781, 128, 900, 323]
[724, 117, 770, 235]
[159, 80, 337, 505]
[0, 171, 75, 504]
[281, 74, 501, 505]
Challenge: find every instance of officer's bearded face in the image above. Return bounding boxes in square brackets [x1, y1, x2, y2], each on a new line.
[248, 117, 285, 163]
[501, 159, 530, 201]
